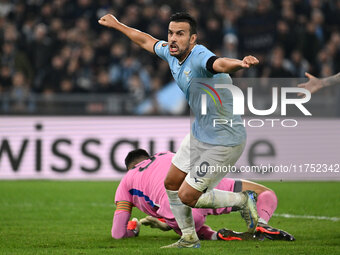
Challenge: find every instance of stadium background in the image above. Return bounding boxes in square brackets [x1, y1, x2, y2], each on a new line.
[0, 0, 339, 115]
[0, 0, 340, 254]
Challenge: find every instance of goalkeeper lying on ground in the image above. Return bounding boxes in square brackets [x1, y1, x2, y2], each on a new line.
[112, 149, 294, 241]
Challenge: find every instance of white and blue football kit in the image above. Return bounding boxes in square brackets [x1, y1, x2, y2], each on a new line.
[154, 41, 246, 146]
[154, 40, 246, 191]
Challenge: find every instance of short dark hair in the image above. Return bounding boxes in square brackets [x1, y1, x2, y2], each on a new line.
[125, 149, 150, 169]
[170, 12, 197, 35]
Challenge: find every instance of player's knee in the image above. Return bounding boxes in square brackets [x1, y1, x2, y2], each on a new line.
[269, 190, 278, 203]
[258, 190, 278, 206]
[164, 178, 173, 190]
[257, 186, 274, 195]
[164, 177, 180, 191]
[178, 189, 196, 207]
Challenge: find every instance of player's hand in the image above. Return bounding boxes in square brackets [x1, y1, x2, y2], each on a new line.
[297, 72, 323, 97]
[127, 218, 141, 236]
[140, 216, 172, 231]
[98, 14, 120, 29]
[241, 56, 259, 68]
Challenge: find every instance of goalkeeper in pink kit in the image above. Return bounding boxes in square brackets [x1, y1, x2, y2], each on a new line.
[112, 149, 294, 241]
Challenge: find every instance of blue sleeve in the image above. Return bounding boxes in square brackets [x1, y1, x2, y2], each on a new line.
[154, 40, 171, 62]
[194, 46, 215, 73]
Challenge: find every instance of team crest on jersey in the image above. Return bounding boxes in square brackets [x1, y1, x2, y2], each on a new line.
[162, 43, 168, 47]
[184, 69, 191, 81]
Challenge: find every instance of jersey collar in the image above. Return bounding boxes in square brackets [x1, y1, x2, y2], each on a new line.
[179, 45, 197, 65]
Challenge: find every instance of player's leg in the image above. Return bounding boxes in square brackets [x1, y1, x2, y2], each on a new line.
[161, 209, 208, 237]
[179, 141, 246, 208]
[163, 139, 243, 247]
[241, 180, 277, 224]
[240, 180, 295, 241]
[163, 133, 201, 248]
[196, 225, 218, 240]
[179, 180, 247, 209]
[177, 205, 258, 242]
[164, 164, 199, 242]
[212, 178, 277, 223]
[180, 142, 258, 234]
[141, 215, 249, 241]
[164, 163, 187, 191]
[212, 179, 277, 224]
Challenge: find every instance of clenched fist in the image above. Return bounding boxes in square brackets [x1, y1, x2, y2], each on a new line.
[241, 55, 259, 68]
[98, 14, 120, 29]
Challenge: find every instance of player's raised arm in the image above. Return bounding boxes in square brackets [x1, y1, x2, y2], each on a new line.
[98, 14, 158, 54]
[297, 72, 340, 96]
[212, 55, 259, 74]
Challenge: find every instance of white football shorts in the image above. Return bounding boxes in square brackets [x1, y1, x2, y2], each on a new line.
[172, 133, 245, 192]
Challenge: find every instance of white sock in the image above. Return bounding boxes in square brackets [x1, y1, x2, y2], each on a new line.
[258, 218, 268, 225]
[166, 189, 197, 238]
[195, 189, 246, 208]
[211, 232, 218, 240]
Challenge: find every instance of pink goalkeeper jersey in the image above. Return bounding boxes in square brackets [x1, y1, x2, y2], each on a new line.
[114, 151, 235, 220]
[114, 152, 175, 219]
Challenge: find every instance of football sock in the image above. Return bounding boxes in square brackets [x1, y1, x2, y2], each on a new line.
[195, 189, 246, 208]
[166, 189, 198, 238]
[257, 190, 277, 224]
[197, 225, 217, 240]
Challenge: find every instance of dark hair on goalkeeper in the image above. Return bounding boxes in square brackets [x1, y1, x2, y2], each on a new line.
[170, 12, 197, 35]
[125, 149, 150, 169]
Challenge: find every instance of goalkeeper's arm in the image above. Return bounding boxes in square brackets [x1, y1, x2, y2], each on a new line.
[98, 14, 158, 54]
[112, 201, 140, 239]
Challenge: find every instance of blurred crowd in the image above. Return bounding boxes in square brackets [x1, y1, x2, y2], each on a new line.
[0, 0, 340, 114]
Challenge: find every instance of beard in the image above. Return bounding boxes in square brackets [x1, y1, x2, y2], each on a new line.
[170, 43, 191, 61]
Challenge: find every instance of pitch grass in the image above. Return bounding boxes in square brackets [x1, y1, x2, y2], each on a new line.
[1, 181, 339, 255]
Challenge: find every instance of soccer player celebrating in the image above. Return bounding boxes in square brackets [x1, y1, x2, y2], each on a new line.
[99, 12, 259, 248]
[112, 150, 295, 242]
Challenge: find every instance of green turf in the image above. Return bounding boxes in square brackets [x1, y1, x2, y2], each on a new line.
[1, 181, 339, 254]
